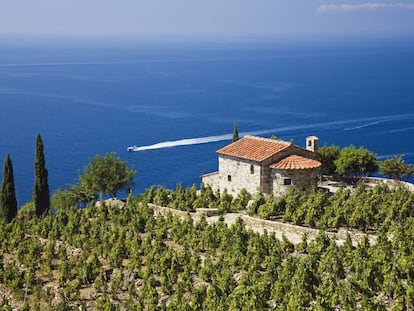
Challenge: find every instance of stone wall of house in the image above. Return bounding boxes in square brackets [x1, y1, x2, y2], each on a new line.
[212, 155, 262, 196]
[203, 140, 320, 197]
[261, 144, 319, 194]
[259, 148, 295, 194]
[271, 168, 319, 195]
[201, 171, 220, 191]
[290, 144, 319, 161]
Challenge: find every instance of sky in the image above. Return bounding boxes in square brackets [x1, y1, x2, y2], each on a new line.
[0, 1, 414, 38]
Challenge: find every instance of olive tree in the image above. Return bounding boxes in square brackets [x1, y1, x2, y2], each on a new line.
[335, 146, 378, 179]
[379, 155, 411, 180]
[318, 144, 340, 175]
[79, 153, 136, 198]
[51, 184, 97, 209]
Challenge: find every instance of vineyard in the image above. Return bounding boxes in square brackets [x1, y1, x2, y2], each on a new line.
[1, 184, 414, 310]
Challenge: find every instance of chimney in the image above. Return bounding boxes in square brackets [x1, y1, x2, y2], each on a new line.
[306, 136, 319, 153]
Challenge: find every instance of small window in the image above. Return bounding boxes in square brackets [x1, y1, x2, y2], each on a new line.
[250, 165, 254, 174]
[308, 140, 312, 147]
[227, 175, 232, 182]
[283, 178, 292, 186]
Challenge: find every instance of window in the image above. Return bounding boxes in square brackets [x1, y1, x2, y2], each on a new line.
[250, 165, 254, 174]
[308, 140, 312, 147]
[283, 178, 292, 186]
[227, 175, 232, 182]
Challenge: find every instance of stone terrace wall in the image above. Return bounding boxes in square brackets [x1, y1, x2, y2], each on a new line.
[149, 204, 220, 219]
[361, 177, 414, 191]
[321, 176, 414, 191]
[241, 215, 374, 244]
[149, 203, 189, 218]
[149, 203, 373, 244]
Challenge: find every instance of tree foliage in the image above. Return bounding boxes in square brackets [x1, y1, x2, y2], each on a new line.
[51, 184, 97, 209]
[79, 153, 136, 198]
[150, 184, 251, 214]
[254, 184, 414, 232]
[1, 182, 414, 309]
[318, 144, 340, 175]
[379, 155, 412, 180]
[335, 145, 378, 177]
[33, 134, 50, 218]
[3, 138, 414, 309]
[232, 123, 239, 142]
[0, 154, 18, 222]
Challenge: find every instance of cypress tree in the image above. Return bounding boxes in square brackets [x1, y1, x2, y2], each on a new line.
[0, 154, 18, 222]
[232, 123, 239, 142]
[33, 134, 50, 218]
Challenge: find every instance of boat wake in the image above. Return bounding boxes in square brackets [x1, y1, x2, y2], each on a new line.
[127, 113, 414, 152]
[127, 134, 233, 151]
[378, 152, 414, 160]
[344, 120, 383, 131]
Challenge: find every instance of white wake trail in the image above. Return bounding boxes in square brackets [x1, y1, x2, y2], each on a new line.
[128, 134, 233, 151]
[127, 126, 303, 152]
[378, 152, 414, 160]
[127, 122, 329, 152]
[127, 113, 414, 152]
[344, 120, 383, 131]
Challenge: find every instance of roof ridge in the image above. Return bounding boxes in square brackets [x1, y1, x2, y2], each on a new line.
[243, 135, 292, 145]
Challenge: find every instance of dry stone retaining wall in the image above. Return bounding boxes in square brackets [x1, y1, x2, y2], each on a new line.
[241, 215, 374, 244]
[361, 177, 414, 191]
[149, 204, 220, 219]
[149, 203, 374, 244]
[149, 203, 189, 218]
[149, 177, 414, 244]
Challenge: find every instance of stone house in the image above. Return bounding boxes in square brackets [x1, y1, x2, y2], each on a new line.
[202, 135, 321, 196]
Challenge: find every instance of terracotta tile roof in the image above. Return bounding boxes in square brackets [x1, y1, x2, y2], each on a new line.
[217, 135, 291, 162]
[270, 155, 321, 170]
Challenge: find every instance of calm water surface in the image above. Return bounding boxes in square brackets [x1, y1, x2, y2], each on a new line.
[0, 36, 413, 205]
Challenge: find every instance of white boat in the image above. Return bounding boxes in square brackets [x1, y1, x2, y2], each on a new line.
[127, 146, 137, 152]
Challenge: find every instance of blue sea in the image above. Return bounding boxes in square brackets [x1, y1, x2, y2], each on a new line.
[0, 36, 414, 206]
